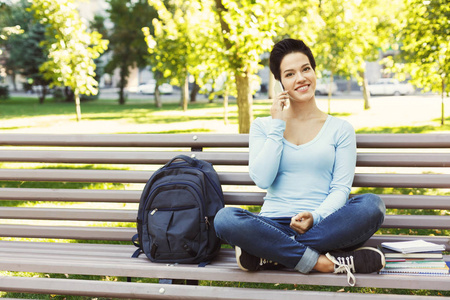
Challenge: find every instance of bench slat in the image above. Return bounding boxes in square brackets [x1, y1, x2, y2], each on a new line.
[0, 240, 133, 254]
[0, 224, 134, 241]
[1, 276, 443, 300]
[0, 169, 255, 185]
[3, 150, 450, 167]
[0, 187, 142, 202]
[357, 153, 450, 167]
[2, 133, 450, 148]
[1, 223, 449, 247]
[356, 133, 450, 148]
[0, 207, 136, 222]
[353, 173, 450, 188]
[0, 133, 250, 148]
[2, 169, 450, 188]
[381, 215, 450, 229]
[377, 194, 450, 210]
[1, 207, 449, 229]
[0, 150, 249, 165]
[2, 188, 450, 210]
[0, 187, 265, 205]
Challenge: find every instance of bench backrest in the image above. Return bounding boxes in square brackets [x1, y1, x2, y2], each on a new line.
[0, 133, 449, 250]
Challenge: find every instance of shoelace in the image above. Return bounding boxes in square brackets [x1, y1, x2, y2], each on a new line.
[325, 253, 356, 286]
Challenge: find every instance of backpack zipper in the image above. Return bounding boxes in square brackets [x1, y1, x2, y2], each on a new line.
[143, 181, 205, 219]
[150, 205, 196, 216]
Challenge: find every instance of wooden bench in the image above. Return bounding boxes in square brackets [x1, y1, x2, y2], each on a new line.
[0, 133, 449, 299]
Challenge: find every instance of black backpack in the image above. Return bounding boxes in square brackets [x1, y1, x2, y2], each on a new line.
[133, 155, 224, 264]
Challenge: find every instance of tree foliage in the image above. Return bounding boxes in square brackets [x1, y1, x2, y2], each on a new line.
[29, 0, 108, 121]
[382, 0, 449, 124]
[143, 0, 199, 110]
[1, 0, 49, 99]
[287, 0, 393, 112]
[394, 0, 449, 95]
[106, 0, 156, 105]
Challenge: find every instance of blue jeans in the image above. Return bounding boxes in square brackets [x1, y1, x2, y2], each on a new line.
[214, 194, 385, 273]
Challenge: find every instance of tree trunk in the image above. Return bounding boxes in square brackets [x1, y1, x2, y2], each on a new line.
[154, 84, 162, 108]
[181, 72, 189, 112]
[361, 71, 371, 110]
[11, 71, 17, 92]
[38, 85, 47, 104]
[441, 77, 445, 126]
[190, 78, 200, 103]
[235, 71, 253, 133]
[74, 90, 82, 122]
[119, 66, 128, 105]
[65, 86, 74, 102]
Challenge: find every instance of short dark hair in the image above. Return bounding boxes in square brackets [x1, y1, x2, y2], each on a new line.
[269, 39, 316, 81]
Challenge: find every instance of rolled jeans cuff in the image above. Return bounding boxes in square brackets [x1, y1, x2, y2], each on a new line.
[294, 247, 319, 274]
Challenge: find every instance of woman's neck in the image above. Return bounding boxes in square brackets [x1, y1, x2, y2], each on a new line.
[284, 99, 325, 121]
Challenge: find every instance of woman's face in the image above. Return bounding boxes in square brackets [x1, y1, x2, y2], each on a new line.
[279, 52, 316, 103]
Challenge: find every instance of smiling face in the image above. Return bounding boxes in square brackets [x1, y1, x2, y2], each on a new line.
[280, 52, 316, 103]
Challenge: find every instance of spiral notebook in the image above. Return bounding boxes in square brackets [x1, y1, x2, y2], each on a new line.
[380, 261, 450, 276]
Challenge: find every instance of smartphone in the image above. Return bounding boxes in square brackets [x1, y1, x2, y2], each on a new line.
[273, 81, 289, 109]
[273, 80, 284, 95]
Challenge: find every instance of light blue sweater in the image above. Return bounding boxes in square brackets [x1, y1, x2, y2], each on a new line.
[249, 115, 356, 226]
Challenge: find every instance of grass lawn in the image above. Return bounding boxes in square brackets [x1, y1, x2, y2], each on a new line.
[1, 95, 450, 299]
[1, 94, 450, 134]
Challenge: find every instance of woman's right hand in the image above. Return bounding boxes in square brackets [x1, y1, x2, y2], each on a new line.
[290, 212, 313, 234]
[271, 91, 289, 120]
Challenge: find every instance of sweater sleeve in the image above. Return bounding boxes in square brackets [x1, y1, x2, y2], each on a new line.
[249, 118, 286, 189]
[310, 121, 356, 225]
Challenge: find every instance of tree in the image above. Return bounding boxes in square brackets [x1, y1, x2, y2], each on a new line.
[390, 0, 449, 125]
[13, 21, 50, 102]
[2, 0, 50, 101]
[30, 0, 108, 121]
[281, 0, 394, 112]
[147, 0, 284, 129]
[144, 0, 202, 111]
[302, 0, 390, 113]
[106, 0, 157, 105]
[0, 0, 27, 91]
[213, 0, 284, 133]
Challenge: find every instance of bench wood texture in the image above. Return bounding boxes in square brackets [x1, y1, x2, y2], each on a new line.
[0, 133, 449, 299]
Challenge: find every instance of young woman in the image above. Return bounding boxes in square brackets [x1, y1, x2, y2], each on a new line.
[214, 39, 386, 286]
